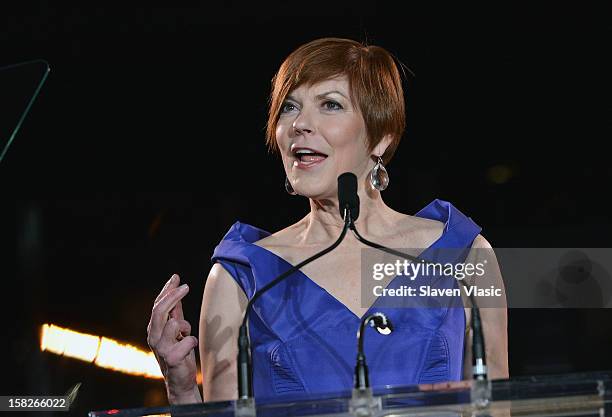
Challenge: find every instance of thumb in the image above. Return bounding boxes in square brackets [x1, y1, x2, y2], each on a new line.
[166, 337, 199, 366]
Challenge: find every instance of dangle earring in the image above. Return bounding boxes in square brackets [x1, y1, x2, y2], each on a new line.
[285, 176, 297, 195]
[369, 156, 390, 191]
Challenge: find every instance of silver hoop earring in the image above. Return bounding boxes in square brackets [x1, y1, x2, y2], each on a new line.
[285, 177, 297, 195]
[369, 156, 389, 191]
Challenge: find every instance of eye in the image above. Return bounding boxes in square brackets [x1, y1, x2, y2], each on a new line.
[323, 100, 343, 110]
[280, 101, 298, 114]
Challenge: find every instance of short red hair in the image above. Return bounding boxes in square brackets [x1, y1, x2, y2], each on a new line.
[266, 37, 406, 164]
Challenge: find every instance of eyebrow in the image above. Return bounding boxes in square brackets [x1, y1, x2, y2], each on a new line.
[286, 90, 348, 102]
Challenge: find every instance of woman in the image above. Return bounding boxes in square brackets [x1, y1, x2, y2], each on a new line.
[146, 37, 509, 404]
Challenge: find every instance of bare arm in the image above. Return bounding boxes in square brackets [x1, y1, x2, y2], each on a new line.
[462, 234, 509, 380]
[199, 263, 248, 402]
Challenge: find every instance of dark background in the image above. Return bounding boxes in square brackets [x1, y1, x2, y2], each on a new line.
[3, 2, 611, 415]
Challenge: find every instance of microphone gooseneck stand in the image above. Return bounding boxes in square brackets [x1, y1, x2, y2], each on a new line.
[340, 173, 491, 409]
[355, 312, 394, 390]
[350, 218, 489, 380]
[235, 174, 358, 416]
[350, 312, 394, 417]
[461, 284, 491, 407]
[237, 212, 350, 397]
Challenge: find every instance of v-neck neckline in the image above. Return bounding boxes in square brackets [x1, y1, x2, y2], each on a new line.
[247, 219, 451, 322]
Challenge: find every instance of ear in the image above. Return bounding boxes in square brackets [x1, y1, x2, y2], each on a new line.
[372, 134, 394, 159]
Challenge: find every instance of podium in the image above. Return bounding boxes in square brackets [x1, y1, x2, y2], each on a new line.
[89, 370, 612, 416]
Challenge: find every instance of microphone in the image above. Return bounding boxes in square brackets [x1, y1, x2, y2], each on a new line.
[469, 296, 487, 380]
[338, 172, 360, 221]
[350, 311, 393, 415]
[235, 174, 357, 409]
[355, 313, 393, 390]
[467, 294, 490, 408]
[341, 180, 489, 392]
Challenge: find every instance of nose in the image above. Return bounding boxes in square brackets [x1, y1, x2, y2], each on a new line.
[292, 109, 314, 136]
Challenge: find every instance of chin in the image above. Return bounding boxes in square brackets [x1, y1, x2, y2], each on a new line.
[293, 178, 337, 200]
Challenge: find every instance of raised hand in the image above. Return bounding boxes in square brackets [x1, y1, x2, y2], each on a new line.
[147, 274, 201, 403]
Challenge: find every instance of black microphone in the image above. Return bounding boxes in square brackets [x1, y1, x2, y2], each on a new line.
[338, 172, 360, 221]
[466, 292, 489, 407]
[235, 173, 358, 405]
[468, 294, 487, 380]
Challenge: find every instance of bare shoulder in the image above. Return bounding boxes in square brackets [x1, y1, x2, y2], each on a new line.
[399, 212, 445, 229]
[206, 262, 233, 285]
[203, 263, 247, 313]
[252, 220, 306, 251]
[390, 211, 446, 247]
[471, 234, 493, 249]
[467, 234, 502, 278]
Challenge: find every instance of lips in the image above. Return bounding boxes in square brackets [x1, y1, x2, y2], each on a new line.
[292, 147, 328, 169]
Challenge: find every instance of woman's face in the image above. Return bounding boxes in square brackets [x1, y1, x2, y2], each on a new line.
[276, 75, 371, 200]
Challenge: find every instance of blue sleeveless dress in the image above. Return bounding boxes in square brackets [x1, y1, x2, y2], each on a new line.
[211, 199, 481, 401]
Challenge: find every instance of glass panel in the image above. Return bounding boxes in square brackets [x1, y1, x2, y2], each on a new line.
[88, 370, 612, 417]
[0, 59, 50, 164]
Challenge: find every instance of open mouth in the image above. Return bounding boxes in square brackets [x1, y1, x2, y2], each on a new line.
[292, 147, 328, 168]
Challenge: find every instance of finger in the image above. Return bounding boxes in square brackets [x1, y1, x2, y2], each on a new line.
[147, 274, 181, 338]
[150, 286, 189, 344]
[155, 274, 180, 304]
[164, 336, 198, 367]
[160, 318, 192, 344]
[169, 297, 185, 321]
[149, 284, 190, 344]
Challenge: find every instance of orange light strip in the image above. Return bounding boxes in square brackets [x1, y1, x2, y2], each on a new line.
[40, 323, 162, 378]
